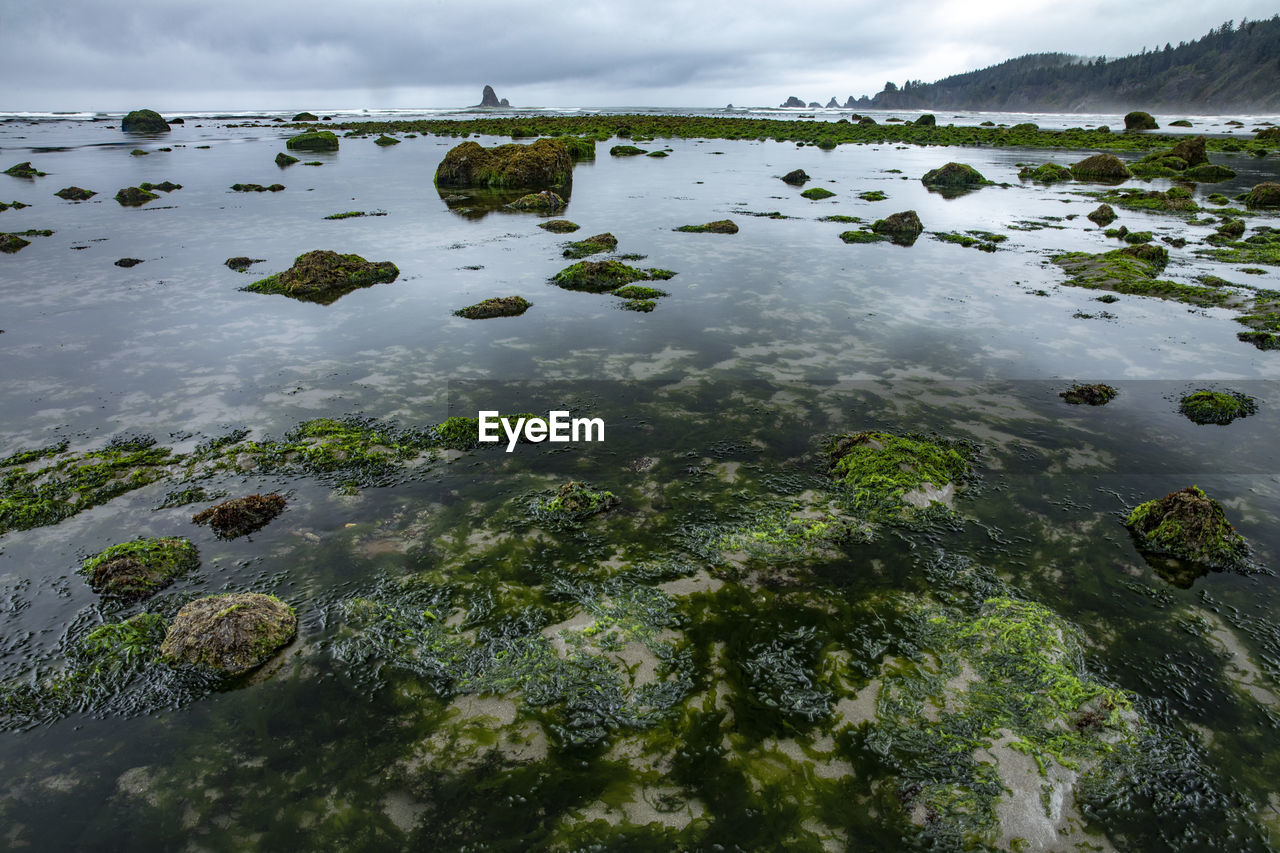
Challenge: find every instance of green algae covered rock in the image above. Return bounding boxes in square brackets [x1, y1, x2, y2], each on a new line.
[454, 295, 531, 319]
[1088, 203, 1117, 226]
[1018, 162, 1072, 183]
[242, 249, 399, 304]
[275, 152, 299, 167]
[5, 161, 46, 178]
[609, 144, 647, 157]
[1244, 182, 1280, 208]
[562, 232, 617, 258]
[506, 190, 566, 211]
[1071, 153, 1132, 182]
[827, 430, 969, 517]
[436, 139, 572, 189]
[285, 130, 339, 151]
[1183, 163, 1236, 182]
[292, 112, 319, 122]
[1178, 390, 1257, 425]
[1060, 383, 1117, 405]
[230, 183, 285, 192]
[160, 593, 296, 676]
[781, 168, 809, 185]
[839, 229, 885, 244]
[552, 260, 672, 293]
[374, 135, 400, 146]
[114, 186, 158, 206]
[921, 162, 989, 190]
[674, 219, 738, 233]
[1124, 110, 1158, 131]
[1125, 486, 1249, 574]
[55, 186, 95, 200]
[914, 113, 936, 126]
[121, 109, 169, 133]
[800, 187, 835, 200]
[81, 537, 198, 601]
[0, 233, 31, 253]
[538, 218, 579, 233]
[192, 493, 287, 539]
[533, 481, 619, 520]
[870, 210, 923, 245]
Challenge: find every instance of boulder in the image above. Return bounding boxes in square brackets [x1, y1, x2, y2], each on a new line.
[781, 168, 809, 185]
[1167, 135, 1209, 167]
[55, 186, 95, 200]
[192, 493, 287, 539]
[538, 219, 580, 233]
[285, 130, 339, 151]
[275, 152, 299, 167]
[1178, 390, 1256, 425]
[4, 162, 45, 178]
[435, 139, 572, 190]
[160, 593, 296, 675]
[921, 162, 989, 189]
[454, 295, 532, 319]
[292, 112, 319, 122]
[914, 113, 936, 127]
[80, 537, 198, 601]
[506, 190, 566, 211]
[1087, 204, 1117, 226]
[121, 109, 170, 133]
[478, 85, 502, 108]
[1059, 383, 1117, 405]
[1244, 182, 1280, 208]
[114, 258, 143, 268]
[1070, 153, 1132, 182]
[870, 210, 923, 245]
[1125, 486, 1248, 572]
[114, 186, 159, 206]
[562, 232, 618, 258]
[1123, 110, 1158, 131]
[780, 96, 805, 108]
[0, 233, 29, 253]
[674, 220, 738, 234]
[242, 249, 399, 304]
[225, 256, 265, 271]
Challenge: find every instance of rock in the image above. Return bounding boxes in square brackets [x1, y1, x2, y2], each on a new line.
[192, 493, 287, 539]
[1059, 383, 1117, 405]
[870, 210, 923, 245]
[674, 220, 738, 234]
[780, 96, 805, 108]
[285, 130, 339, 151]
[552, 260, 671, 293]
[168, 117, 184, 124]
[121, 109, 170, 133]
[1183, 164, 1236, 182]
[1170, 119, 1193, 127]
[499, 98, 510, 107]
[140, 181, 180, 192]
[506, 190, 566, 211]
[1167, 135, 1209, 167]
[114, 186, 159, 206]
[242, 249, 399, 304]
[225, 256, 265, 272]
[275, 152, 299, 167]
[538, 219, 580, 233]
[1017, 163, 1072, 183]
[921, 162, 989, 190]
[781, 169, 809, 185]
[1178, 390, 1256, 425]
[858, 116, 877, 125]
[535, 482, 619, 519]
[609, 145, 646, 156]
[80, 537, 198, 601]
[825, 98, 838, 108]
[1125, 486, 1249, 574]
[114, 258, 143, 268]
[839, 230, 885, 244]
[1216, 219, 1246, 238]
[914, 113, 936, 127]
[0, 233, 30, 253]
[4, 161, 45, 178]
[1070, 153, 1132, 182]
[292, 112, 319, 122]
[454, 295, 532, 319]
[1087, 204, 1117, 226]
[800, 187, 835, 200]
[828, 431, 968, 517]
[1244, 182, 1280, 208]
[562, 232, 618, 258]
[807, 102, 821, 109]
[1123, 110, 1158, 131]
[230, 183, 285, 192]
[160, 593, 296, 676]
[55, 186, 95, 200]
[374, 135, 400, 146]
[1255, 127, 1280, 142]
[435, 139, 572, 190]
[477, 85, 502, 108]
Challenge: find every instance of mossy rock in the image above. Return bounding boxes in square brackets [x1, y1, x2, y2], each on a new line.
[1070, 154, 1132, 182]
[609, 145, 647, 156]
[620, 299, 655, 311]
[800, 187, 835, 200]
[114, 258, 143, 268]
[1167, 135, 1209, 167]
[858, 190, 888, 201]
[275, 152, 299, 167]
[0, 233, 31, 253]
[160, 593, 297, 676]
[230, 183, 285, 193]
[870, 210, 923, 246]
[1255, 127, 1280, 142]
[534, 481, 619, 520]
[0, 200, 30, 211]
[292, 112, 319, 122]
[506, 190, 566, 211]
[1123, 111, 1158, 131]
[1216, 219, 1246, 238]
[1059, 383, 1117, 405]
[1125, 486, 1249, 576]
[225, 256, 265, 272]
[437, 139, 571, 190]
[5, 162, 46, 178]
[1244, 182, 1280, 208]
[538, 219, 579, 233]
[242, 249, 399, 304]
[646, 150, 670, 157]
[562, 232, 618, 258]
[551, 260, 669, 293]
[780, 169, 809, 185]
[140, 180, 181, 193]
[121, 109, 170, 133]
[674, 219, 738, 234]
[113, 186, 158, 206]
[374, 135, 400, 146]
[827, 430, 969, 518]
[920, 162, 990, 190]
[839, 229, 885, 244]
[1178, 390, 1256, 425]
[914, 113, 936, 127]
[454, 295, 531, 319]
[1017, 163, 1072, 183]
[285, 130, 339, 151]
[1183, 163, 1236, 182]
[81, 536, 198, 601]
[1087, 204, 1117, 226]
[561, 136, 596, 159]
[1170, 119, 1193, 127]
[612, 284, 668, 299]
[192, 493, 287, 539]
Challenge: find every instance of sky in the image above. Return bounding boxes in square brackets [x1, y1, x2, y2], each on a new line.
[1, 0, 1276, 112]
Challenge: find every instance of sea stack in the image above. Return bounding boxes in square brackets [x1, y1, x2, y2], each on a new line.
[477, 85, 503, 108]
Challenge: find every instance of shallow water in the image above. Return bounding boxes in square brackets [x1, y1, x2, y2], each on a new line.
[1, 114, 1280, 851]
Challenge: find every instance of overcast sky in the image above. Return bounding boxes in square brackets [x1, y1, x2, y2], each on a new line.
[2, 1, 1276, 111]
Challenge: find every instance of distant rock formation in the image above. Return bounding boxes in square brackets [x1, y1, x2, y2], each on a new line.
[807, 101, 821, 108]
[825, 98, 838, 108]
[780, 96, 804, 108]
[475, 85, 509, 108]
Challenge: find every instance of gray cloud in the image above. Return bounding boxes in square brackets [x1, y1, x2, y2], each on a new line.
[3, 0, 1277, 110]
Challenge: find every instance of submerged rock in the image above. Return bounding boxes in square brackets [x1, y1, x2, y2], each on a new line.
[538, 219, 580, 233]
[674, 219, 738, 234]
[160, 593, 296, 675]
[609, 145, 647, 157]
[113, 186, 158, 206]
[374, 135, 400, 146]
[436, 139, 572, 190]
[285, 130, 339, 151]
[454, 295, 531, 319]
[870, 210, 923, 245]
[827, 430, 969, 517]
[121, 109, 169, 133]
[1071, 153, 1132, 182]
[1123, 110, 1158, 131]
[534, 481, 619, 520]
[781, 168, 809, 185]
[225, 256, 265, 272]
[1178, 390, 1256, 425]
[1125, 486, 1249, 575]
[80, 536, 198, 601]
[1059, 383, 1117, 405]
[242, 249, 399, 304]
[230, 183, 285, 192]
[562, 232, 618, 258]
[192, 493, 287, 539]
[54, 186, 95, 201]
[506, 190, 565, 211]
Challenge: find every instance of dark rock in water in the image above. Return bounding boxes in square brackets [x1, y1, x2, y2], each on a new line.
[780, 96, 805, 108]
[230, 183, 285, 192]
[781, 168, 809, 185]
[1059, 383, 1117, 405]
[1255, 127, 1280, 142]
[1123, 110, 1158, 131]
[499, 98, 510, 107]
[1168, 135, 1209, 167]
[800, 187, 835, 200]
[807, 102, 821, 109]
[374, 135, 400, 146]
[1169, 119, 1193, 127]
[610, 144, 646, 156]
[1125, 486, 1249, 580]
[1178, 390, 1256, 425]
[858, 116, 877, 125]
[160, 592, 296, 675]
[825, 98, 838, 108]
[121, 109, 170, 133]
[192, 493, 287, 539]
[454, 295, 531, 319]
[140, 180, 181, 192]
[0, 233, 30, 253]
[1183, 163, 1235, 182]
[285, 130, 339, 151]
[114, 186, 158, 206]
[507, 190, 566, 211]
[81, 537, 198, 601]
[552, 260, 671, 293]
[5, 161, 45, 178]
[1244, 182, 1280, 208]
[55, 186, 95, 200]
[225, 256, 265, 271]
[538, 219, 580, 233]
[726, 103, 734, 109]
[242, 249, 399, 304]
[292, 112, 319, 121]
[168, 117, 184, 124]
[563, 232, 618, 258]
[870, 210, 923, 245]
[921, 162, 989, 194]
[275, 152, 299, 167]
[674, 219, 738, 234]
[478, 85, 502, 108]
[436, 139, 572, 190]
[1216, 219, 1245, 238]
[114, 258, 143, 268]
[914, 113, 936, 127]
[1017, 163, 1072, 183]
[1071, 153, 1131, 182]
[1087, 204, 1117, 226]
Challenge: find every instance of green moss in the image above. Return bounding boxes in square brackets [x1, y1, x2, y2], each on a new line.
[857, 190, 888, 201]
[81, 613, 168, 662]
[113, 186, 158, 206]
[920, 162, 990, 191]
[839, 230, 884, 244]
[552, 260, 672, 293]
[1094, 186, 1198, 215]
[374, 135, 400, 146]
[286, 130, 339, 151]
[242, 250, 399, 304]
[1194, 226, 1280, 267]
[80, 536, 198, 600]
[1178, 390, 1257, 425]
[561, 136, 596, 159]
[621, 299, 656, 312]
[819, 214, 861, 223]
[323, 210, 386, 220]
[800, 187, 835, 200]
[562, 232, 618, 258]
[1183, 163, 1236, 182]
[1054, 247, 1233, 306]
[612, 284, 668, 299]
[275, 152, 299, 167]
[609, 145, 647, 156]
[534, 481, 619, 520]
[454, 295, 531, 319]
[674, 220, 738, 233]
[1017, 163, 1072, 183]
[538, 219, 579, 233]
[827, 431, 969, 518]
[1125, 486, 1249, 571]
[933, 231, 1005, 252]
[4, 161, 47, 178]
